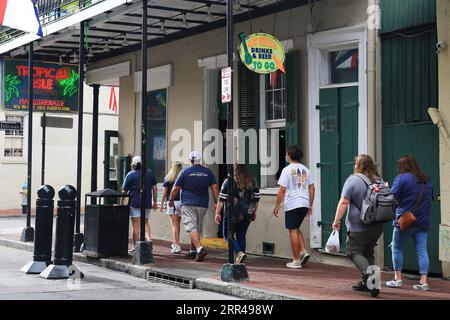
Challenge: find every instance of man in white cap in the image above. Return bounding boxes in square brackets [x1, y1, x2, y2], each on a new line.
[169, 151, 219, 262]
[122, 156, 158, 248]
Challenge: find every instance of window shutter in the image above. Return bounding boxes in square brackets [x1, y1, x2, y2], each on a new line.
[238, 62, 260, 185]
[285, 50, 300, 149]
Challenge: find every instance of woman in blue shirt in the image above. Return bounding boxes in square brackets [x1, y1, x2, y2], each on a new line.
[386, 156, 433, 291]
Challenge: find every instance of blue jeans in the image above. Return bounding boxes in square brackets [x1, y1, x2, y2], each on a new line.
[223, 214, 250, 253]
[391, 226, 429, 275]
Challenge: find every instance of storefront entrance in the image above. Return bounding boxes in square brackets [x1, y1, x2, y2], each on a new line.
[319, 86, 359, 252]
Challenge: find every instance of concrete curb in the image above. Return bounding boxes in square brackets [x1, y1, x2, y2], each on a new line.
[0, 237, 303, 300]
[194, 278, 304, 300]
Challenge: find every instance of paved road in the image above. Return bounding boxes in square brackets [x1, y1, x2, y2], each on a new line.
[0, 246, 239, 300]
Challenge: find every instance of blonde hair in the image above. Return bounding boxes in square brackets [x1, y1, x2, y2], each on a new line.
[234, 164, 255, 190]
[353, 154, 380, 182]
[165, 162, 183, 183]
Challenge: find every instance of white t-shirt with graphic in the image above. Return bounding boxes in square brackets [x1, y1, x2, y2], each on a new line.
[278, 163, 314, 211]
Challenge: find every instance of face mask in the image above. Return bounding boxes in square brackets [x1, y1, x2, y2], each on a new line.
[285, 157, 290, 166]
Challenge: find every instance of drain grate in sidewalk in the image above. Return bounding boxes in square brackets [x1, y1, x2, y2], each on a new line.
[146, 270, 194, 289]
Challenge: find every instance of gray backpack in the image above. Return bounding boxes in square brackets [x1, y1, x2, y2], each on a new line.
[356, 174, 395, 225]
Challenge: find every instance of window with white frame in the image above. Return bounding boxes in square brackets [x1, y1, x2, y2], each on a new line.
[3, 115, 24, 158]
[261, 70, 287, 189]
[329, 48, 359, 84]
[265, 70, 287, 121]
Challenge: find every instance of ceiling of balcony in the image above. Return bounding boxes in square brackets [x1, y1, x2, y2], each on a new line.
[0, 0, 309, 64]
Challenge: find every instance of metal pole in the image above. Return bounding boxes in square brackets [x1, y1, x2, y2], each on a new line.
[91, 84, 100, 204]
[74, 21, 85, 251]
[226, 0, 234, 264]
[26, 42, 34, 229]
[41, 113, 46, 186]
[140, 0, 148, 242]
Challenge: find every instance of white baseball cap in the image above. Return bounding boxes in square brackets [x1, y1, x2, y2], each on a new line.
[131, 156, 142, 165]
[189, 151, 201, 161]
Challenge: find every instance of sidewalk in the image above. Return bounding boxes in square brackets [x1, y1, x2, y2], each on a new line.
[0, 209, 85, 217]
[1, 229, 449, 300]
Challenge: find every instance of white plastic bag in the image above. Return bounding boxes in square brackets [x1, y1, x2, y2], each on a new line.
[325, 230, 340, 253]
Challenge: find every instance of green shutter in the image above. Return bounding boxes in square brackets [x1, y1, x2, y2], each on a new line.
[238, 62, 260, 185]
[285, 50, 300, 150]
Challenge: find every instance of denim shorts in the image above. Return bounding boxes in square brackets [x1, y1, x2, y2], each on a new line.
[130, 207, 150, 219]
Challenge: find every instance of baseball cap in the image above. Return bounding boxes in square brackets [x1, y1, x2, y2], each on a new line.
[131, 156, 142, 165]
[189, 151, 201, 161]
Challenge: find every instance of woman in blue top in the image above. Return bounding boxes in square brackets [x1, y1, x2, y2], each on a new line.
[386, 155, 433, 291]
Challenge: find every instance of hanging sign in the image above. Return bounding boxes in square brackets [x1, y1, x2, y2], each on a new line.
[2, 59, 79, 113]
[238, 32, 286, 74]
[221, 67, 232, 103]
[0, 121, 21, 131]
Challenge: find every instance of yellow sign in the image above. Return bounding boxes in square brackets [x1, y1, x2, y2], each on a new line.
[239, 33, 286, 74]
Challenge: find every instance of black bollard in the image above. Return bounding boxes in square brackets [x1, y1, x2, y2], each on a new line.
[40, 185, 81, 279]
[21, 185, 55, 274]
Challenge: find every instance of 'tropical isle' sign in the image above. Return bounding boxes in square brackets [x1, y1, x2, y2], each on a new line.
[238, 32, 286, 74]
[3, 60, 79, 113]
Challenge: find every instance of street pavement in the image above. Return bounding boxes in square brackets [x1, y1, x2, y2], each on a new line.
[0, 245, 239, 300]
[1, 216, 450, 300]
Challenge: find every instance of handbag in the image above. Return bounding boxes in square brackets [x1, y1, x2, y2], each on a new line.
[397, 183, 424, 231]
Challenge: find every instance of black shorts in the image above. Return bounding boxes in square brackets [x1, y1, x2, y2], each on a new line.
[285, 207, 308, 230]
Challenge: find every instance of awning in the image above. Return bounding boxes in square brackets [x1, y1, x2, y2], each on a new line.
[0, 0, 310, 64]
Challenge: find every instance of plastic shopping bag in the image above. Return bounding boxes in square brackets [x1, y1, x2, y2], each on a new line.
[325, 230, 340, 253]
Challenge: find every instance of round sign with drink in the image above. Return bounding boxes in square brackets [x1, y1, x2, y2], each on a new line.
[238, 32, 286, 74]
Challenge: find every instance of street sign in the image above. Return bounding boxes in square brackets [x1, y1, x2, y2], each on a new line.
[221, 67, 232, 104]
[41, 115, 73, 129]
[0, 121, 21, 131]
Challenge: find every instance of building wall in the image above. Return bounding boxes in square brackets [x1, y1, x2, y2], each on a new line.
[89, 0, 369, 259]
[437, 0, 450, 278]
[0, 84, 118, 210]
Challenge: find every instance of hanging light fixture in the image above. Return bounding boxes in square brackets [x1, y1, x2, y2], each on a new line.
[233, 0, 243, 12]
[207, 5, 213, 22]
[122, 33, 129, 46]
[87, 47, 94, 58]
[70, 51, 78, 64]
[103, 39, 110, 52]
[160, 20, 166, 35]
[182, 13, 189, 28]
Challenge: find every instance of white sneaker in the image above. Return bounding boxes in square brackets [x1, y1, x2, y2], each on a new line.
[386, 279, 403, 288]
[170, 244, 182, 254]
[286, 260, 303, 269]
[413, 283, 430, 291]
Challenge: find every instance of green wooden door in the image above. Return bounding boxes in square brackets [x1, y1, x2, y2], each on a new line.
[319, 87, 358, 252]
[382, 124, 441, 274]
[339, 87, 359, 187]
[381, 27, 441, 274]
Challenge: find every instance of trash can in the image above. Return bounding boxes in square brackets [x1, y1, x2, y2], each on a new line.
[83, 189, 130, 258]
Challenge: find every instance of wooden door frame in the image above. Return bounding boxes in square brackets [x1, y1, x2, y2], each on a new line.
[307, 25, 368, 249]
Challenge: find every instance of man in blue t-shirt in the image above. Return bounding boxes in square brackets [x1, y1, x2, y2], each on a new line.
[168, 151, 219, 262]
[122, 156, 158, 247]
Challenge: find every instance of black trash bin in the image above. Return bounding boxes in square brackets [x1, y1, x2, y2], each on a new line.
[83, 189, 130, 258]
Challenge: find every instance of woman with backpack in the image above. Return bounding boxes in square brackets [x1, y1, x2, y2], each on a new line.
[160, 161, 183, 253]
[386, 156, 433, 291]
[214, 164, 260, 264]
[332, 154, 385, 297]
